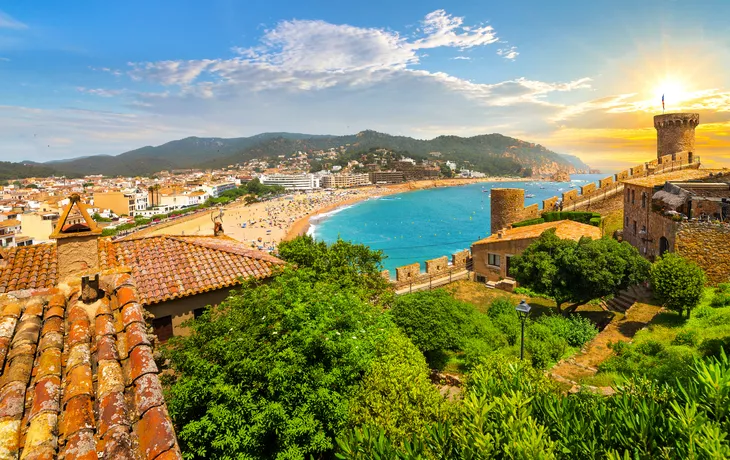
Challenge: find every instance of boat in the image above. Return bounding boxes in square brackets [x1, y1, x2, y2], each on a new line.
[526, 193, 536, 198]
[482, 190, 489, 193]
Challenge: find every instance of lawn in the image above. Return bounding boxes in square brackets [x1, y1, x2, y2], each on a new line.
[601, 208, 623, 238]
[594, 284, 730, 386]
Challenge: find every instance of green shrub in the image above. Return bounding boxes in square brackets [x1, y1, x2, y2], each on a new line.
[514, 286, 553, 300]
[672, 329, 700, 347]
[693, 305, 715, 319]
[711, 292, 730, 308]
[651, 253, 706, 317]
[541, 211, 597, 224]
[538, 314, 598, 348]
[698, 337, 730, 359]
[635, 339, 665, 356]
[589, 217, 601, 226]
[717, 283, 730, 293]
[512, 217, 545, 228]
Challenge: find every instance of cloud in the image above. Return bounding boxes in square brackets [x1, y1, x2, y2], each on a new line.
[0, 11, 27, 30]
[76, 87, 127, 97]
[497, 46, 519, 61]
[451, 56, 471, 60]
[413, 9, 499, 50]
[0, 57, 9, 62]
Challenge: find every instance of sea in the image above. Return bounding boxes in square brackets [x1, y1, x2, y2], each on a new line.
[311, 174, 607, 275]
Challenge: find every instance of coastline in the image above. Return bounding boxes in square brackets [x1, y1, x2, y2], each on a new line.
[282, 176, 528, 241]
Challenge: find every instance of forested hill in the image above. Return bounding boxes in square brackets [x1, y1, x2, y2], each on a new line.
[12, 130, 590, 178]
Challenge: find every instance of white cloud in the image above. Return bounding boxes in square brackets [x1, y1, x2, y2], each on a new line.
[0, 57, 9, 62]
[451, 56, 471, 60]
[0, 11, 27, 30]
[76, 87, 125, 97]
[497, 46, 519, 61]
[414, 10, 499, 49]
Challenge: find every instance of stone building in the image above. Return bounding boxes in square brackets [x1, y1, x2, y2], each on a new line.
[622, 172, 730, 283]
[654, 113, 699, 160]
[471, 220, 602, 283]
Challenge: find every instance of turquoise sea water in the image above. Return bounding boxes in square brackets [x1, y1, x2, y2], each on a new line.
[312, 174, 606, 275]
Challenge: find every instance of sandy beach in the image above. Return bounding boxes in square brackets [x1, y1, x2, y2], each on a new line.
[142, 177, 527, 251]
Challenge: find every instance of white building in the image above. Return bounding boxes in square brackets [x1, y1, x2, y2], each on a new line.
[204, 182, 237, 198]
[260, 174, 321, 191]
[446, 161, 457, 170]
[320, 173, 371, 189]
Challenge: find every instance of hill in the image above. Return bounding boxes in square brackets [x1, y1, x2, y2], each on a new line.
[19, 130, 590, 178]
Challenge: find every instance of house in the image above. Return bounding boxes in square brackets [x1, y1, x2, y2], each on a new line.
[621, 171, 730, 284]
[471, 220, 602, 284]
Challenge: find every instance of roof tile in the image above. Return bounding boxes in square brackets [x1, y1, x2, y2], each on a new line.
[136, 406, 176, 460]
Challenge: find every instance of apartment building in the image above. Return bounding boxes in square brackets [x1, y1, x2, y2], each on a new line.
[260, 174, 321, 190]
[320, 173, 371, 188]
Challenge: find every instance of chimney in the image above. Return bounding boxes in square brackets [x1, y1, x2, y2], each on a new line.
[498, 230, 504, 239]
[50, 194, 102, 280]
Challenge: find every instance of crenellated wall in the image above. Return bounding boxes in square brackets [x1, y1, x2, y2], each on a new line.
[581, 183, 596, 195]
[393, 249, 472, 287]
[615, 170, 630, 181]
[562, 189, 579, 205]
[599, 176, 615, 189]
[425, 256, 449, 275]
[543, 196, 559, 211]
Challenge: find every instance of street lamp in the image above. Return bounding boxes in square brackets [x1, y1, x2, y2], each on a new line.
[515, 299, 532, 360]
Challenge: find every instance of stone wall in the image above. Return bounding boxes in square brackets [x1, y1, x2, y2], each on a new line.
[57, 235, 100, 280]
[396, 263, 421, 282]
[491, 188, 525, 233]
[675, 222, 730, 285]
[631, 164, 645, 176]
[523, 203, 540, 220]
[599, 176, 615, 189]
[615, 170, 630, 181]
[581, 183, 597, 195]
[562, 189, 579, 205]
[654, 113, 699, 160]
[452, 250, 470, 266]
[425, 256, 449, 275]
[543, 196, 559, 211]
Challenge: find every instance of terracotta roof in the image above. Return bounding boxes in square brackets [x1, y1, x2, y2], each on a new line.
[621, 169, 723, 187]
[0, 244, 57, 294]
[98, 235, 283, 305]
[0, 274, 182, 458]
[0, 220, 21, 229]
[473, 220, 602, 245]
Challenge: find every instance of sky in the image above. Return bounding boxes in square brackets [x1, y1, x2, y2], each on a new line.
[1, 0, 730, 171]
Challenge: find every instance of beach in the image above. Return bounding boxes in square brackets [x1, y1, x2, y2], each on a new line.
[140, 177, 525, 251]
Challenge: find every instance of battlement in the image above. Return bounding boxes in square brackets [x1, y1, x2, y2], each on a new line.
[653, 113, 700, 129]
[393, 249, 472, 288]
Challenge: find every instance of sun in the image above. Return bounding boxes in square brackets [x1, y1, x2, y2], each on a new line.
[652, 77, 693, 105]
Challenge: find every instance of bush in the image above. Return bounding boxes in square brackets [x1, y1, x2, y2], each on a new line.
[541, 211, 599, 224]
[698, 337, 730, 359]
[512, 217, 545, 228]
[538, 314, 598, 347]
[651, 253, 706, 317]
[711, 292, 730, 308]
[672, 329, 700, 347]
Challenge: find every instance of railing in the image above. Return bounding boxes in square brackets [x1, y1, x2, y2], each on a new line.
[394, 266, 471, 295]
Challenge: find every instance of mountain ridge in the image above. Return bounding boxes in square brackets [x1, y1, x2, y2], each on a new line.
[6, 130, 591, 179]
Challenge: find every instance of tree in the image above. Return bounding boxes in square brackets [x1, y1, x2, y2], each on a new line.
[510, 229, 650, 312]
[440, 163, 453, 178]
[163, 240, 418, 459]
[651, 253, 706, 318]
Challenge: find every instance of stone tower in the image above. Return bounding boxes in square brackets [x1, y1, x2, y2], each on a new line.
[490, 188, 524, 234]
[654, 113, 699, 160]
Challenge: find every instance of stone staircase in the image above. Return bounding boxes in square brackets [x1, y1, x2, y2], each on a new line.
[601, 285, 652, 313]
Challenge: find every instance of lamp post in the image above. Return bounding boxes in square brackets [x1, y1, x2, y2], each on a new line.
[515, 299, 532, 361]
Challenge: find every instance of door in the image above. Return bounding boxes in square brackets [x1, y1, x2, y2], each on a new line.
[152, 316, 174, 342]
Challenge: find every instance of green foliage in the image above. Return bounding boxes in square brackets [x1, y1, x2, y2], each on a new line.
[91, 212, 112, 222]
[389, 290, 483, 356]
[542, 211, 601, 225]
[277, 235, 390, 298]
[510, 229, 650, 310]
[651, 253, 706, 317]
[338, 354, 730, 459]
[511, 217, 545, 228]
[347, 331, 448, 444]
[711, 284, 730, 308]
[0, 161, 70, 181]
[165, 267, 392, 459]
[537, 314, 598, 347]
[513, 286, 553, 300]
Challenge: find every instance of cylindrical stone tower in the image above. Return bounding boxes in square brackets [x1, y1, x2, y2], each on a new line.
[490, 188, 524, 234]
[654, 113, 699, 160]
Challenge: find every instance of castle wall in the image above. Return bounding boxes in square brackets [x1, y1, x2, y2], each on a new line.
[523, 203, 540, 220]
[599, 176, 614, 189]
[425, 256, 449, 275]
[631, 164, 645, 176]
[452, 250, 470, 266]
[675, 222, 730, 285]
[562, 189, 579, 205]
[615, 170, 630, 181]
[543, 196, 559, 211]
[396, 263, 421, 282]
[581, 183, 596, 195]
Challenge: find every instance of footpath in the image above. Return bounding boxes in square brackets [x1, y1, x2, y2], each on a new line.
[549, 301, 662, 394]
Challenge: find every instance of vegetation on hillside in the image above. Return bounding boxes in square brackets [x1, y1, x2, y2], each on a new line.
[0, 161, 74, 181]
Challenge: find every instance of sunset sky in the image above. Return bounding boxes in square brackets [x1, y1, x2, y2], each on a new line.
[2, 0, 729, 171]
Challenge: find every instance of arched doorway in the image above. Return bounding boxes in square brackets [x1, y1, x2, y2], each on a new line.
[659, 237, 669, 256]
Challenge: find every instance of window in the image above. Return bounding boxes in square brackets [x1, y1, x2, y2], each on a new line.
[487, 253, 501, 267]
[152, 315, 173, 342]
[631, 190, 635, 205]
[193, 307, 205, 319]
[641, 225, 646, 234]
[642, 192, 647, 208]
[626, 189, 631, 202]
[625, 216, 629, 228]
[633, 221, 637, 235]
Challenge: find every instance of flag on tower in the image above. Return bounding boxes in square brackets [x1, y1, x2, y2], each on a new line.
[662, 94, 665, 111]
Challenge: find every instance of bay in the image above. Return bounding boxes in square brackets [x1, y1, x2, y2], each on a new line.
[312, 174, 607, 275]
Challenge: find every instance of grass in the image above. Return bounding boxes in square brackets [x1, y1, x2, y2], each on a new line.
[595, 286, 730, 386]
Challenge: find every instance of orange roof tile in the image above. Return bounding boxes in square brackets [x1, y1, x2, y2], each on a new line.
[0, 244, 57, 294]
[0, 220, 20, 229]
[99, 235, 284, 305]
[0, 274, 182, 458]
[473, 220, 602, 245]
